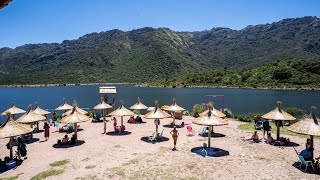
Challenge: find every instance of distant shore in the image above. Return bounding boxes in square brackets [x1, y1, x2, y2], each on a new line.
[136, 84, 320, 91]
[1, 82, 319, 91]
[0, 82, 134, 88]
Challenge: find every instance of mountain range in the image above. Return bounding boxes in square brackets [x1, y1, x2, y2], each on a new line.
[0, 16, 319, 85]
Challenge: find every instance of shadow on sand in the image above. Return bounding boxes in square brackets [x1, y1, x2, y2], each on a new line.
[52, 140, 85, 148]
[105, 131, 132, 136]
[33, 129, 44, 134]
[200, 132, 226, 138]
[0, 159, 23, 173]
[191, 147, 230, 157]
[140, 136, 170, 143]
[25, 138, 40, 144]
[292, 162, 320, 174]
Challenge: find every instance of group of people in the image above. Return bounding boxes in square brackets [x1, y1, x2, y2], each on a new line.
[58, 134, 77, 145]
[127, 116, 144, 123]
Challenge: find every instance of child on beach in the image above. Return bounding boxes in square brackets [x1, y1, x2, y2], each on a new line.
[170, 126, 179, 151]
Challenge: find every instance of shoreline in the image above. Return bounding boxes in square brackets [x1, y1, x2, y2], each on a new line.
[0, 82, 136, 88]
[136, 84, 320, 91]
[0, 82, 319, 91]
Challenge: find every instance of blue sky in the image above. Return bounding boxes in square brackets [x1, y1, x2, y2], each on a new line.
[0, 0, 319, 48]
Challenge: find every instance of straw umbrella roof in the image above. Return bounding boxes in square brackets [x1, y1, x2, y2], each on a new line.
[130, 97, 148, 110]
[63, 100, 88, 116]
[160, 105, 169, 110]
[94, 97, 113, 110]
[144, 101, 171, 119]
[199, 103, 226, 118]
[0, 113, 33, 138]
[33, 102, 50, 115]
[16, 105, 47, 123]
[55, 98, 73, 111]
[193, 105, 228, 126]
[288, 106, 320, 136]
[1, 102, 26, 115]
[109, 101, 135, 117]
[60, 106, 90, 124]
[166, 98, 185, 112]
[262, 101, 296, 121]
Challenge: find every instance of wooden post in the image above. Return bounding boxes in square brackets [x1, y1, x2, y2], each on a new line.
[208, 126, 212, 148]
[103, 109, 106, 134]
[173, 112, 176, 125]
[74, 123, 78, 138]
[276, 121, 280, 140]
[311, 135, 314, 161]
[9, 137, 13, 159]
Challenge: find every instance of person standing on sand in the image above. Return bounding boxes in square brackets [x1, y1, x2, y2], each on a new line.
[43, 122, 50, 141]
[170, 126, 179, 151]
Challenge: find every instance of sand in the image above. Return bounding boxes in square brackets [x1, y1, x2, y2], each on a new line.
[0, 116, 319, 180]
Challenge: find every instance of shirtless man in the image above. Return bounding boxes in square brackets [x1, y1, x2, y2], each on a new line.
[170, 126, 179, 151]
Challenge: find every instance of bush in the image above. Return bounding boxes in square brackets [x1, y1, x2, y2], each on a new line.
[284, 107, 306, 119]
[192, 103, 206, 118]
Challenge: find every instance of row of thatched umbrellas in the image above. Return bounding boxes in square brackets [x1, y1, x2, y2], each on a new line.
[0, 98, 319, 160]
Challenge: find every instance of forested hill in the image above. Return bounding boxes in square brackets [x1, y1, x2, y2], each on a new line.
[0, 16, 319, 85]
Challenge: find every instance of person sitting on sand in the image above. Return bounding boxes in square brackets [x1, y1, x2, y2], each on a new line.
[266, 133, 274, 144]
[70, 134, 77, 145]
[249, 131, 260, 143]
[62, 134, 69, 145]
[170, 126, 179, 151]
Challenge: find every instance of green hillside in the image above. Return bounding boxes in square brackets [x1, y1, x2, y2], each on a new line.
[0, 17, 320, 85]
[145, 61, 320, 89]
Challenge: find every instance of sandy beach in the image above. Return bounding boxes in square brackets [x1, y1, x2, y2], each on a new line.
[1, 116, 319, 180]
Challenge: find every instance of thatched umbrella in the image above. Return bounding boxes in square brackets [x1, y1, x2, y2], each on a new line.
[0, 113, 33, 159]
[144, 101, 171, 134]
[109, 101, 135, 129]
[288, 106, 320, 159]
[63, 100, 88, 116]
[33, 102, 50, 115]
[60, 105, 90, 138]
[166, 98, 185, 125]
[16, 105, 46, 128]
[94, 97, 113, 134]
[262, 101, 296, 140]
[55, 98, 73, 113]
[33, 102, 51, 130]
[199, 103, 226, 118]
[1, 102, 26, 118]
[130, 97, 148, 115]
[193, 103, 228, 148]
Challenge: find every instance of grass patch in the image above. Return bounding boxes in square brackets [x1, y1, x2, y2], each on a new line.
[76, 174, 98, 180]
[82, 157, 90, 162]
[31, 169, 64, 180]
[114, 144, 121, 148]
[0, 173, 23, 180]
[238, 121, 310, 138]
[85, 165, 96, 169]
[122, 158, 140, 166]
[50, 159, 70, 167]
[159, 146, 170, 154]
[198, 138, 207, 141]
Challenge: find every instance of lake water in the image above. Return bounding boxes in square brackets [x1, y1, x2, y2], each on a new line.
[0, 84, 319, 123]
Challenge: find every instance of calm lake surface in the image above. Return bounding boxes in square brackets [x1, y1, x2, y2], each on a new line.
[0, 84, 319, 123]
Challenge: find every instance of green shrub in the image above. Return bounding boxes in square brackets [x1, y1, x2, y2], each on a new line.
[284, 107, 306, 119]
[31, 169, 64, 180]
[192, 103, 206, 117]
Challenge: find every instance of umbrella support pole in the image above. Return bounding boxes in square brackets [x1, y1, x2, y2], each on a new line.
[37, 122, 39, 131]
[103, 109, 106, 134]
[208, 126, 212, 148]
[311, 135, 314, 160]
[74, 123, 78, 139]
[276, 121, 280, 140]
[9, 137, 13, 159]
[121, 116, 123, 133]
